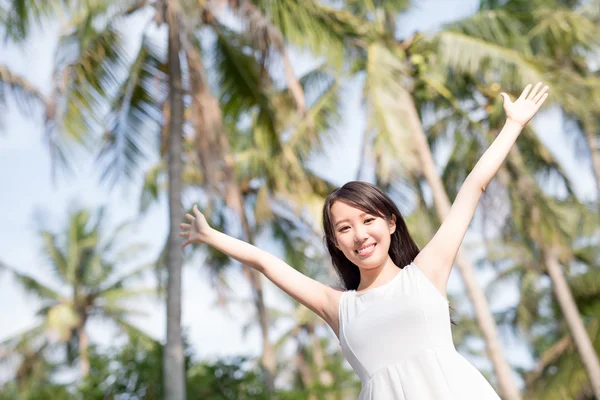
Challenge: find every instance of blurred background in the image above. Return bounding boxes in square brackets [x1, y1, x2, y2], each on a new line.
[0, 0, 599, 399]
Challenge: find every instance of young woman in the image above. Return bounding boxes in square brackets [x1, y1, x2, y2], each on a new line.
[180, 83, 549, 399]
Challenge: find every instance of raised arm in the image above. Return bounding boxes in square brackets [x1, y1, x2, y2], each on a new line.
[180, 205, 342, 335]
[414, 83, 549, 294]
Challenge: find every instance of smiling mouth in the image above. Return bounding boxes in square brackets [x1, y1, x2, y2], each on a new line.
[355, 243, 376, 256]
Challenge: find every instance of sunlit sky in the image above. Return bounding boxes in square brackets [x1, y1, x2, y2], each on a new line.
[1, 0, 596, 386]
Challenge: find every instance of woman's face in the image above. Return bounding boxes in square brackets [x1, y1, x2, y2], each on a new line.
[330, 201, 396, 270]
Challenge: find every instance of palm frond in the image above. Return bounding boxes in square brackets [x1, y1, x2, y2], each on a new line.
[441, 132, 482, 199]
[98, 304, 149, 319]
[39, 231, 69, 281]
[0, 64, 48, 119]
[443, 8, 531, 53]
[216, 0, 306, 113]
[1, 0, 62, 42]
[251, 0, 364, 66]
[529, 8, 600, 58]
[111, 317, 159, 346]
[64, 0, 150, 26]
[98, 34, 166, 185]
[579, 0, 600, 23]
[51, 18, 129, 148]
[285, 69, 342, 157]
[212, 28, 273, 125]
[344, 0, 411, 18]
[434, 30, 546, 92]
[96, 262, 156, 293]
[515, 127, 577, 197]
[526, 320, 600, 399]
[568, 267, 600, 301]
[0, 263, 63, 301]
[364, 42, 420, 184]
[139, 160, 167, 214]
[99, 287, 161, 304]
[0, 323, 46, 348]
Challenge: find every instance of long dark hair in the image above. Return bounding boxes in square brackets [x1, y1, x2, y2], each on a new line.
[322, 181, 420, 290]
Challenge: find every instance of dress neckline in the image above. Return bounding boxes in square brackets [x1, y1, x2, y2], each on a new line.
[354, 265, 405, 297]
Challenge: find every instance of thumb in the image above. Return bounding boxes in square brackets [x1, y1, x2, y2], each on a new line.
[500, 92, 511, 104]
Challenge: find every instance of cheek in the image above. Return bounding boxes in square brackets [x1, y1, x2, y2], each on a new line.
[336, 236, 352, 252]
[374, 228, 392, 248]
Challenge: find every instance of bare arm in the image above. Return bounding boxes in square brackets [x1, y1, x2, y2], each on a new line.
[414, 83, 549, 294]
[180, 205, 342, 334]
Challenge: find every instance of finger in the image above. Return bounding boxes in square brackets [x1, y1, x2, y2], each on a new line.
[533, 85, 549, 103]
[535, 93, 549, 109]
[527, 82, 543, 100]
[500, 92, 511, 104]
[184, 213, 195, 222]
[192, 204, 201, 218]
[180, 223, 191, 229]
[518, 84, 533, 100]
[182, 240, 191, 249]
[179, 232, 189, 237]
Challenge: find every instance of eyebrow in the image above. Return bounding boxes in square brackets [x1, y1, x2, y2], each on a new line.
[334, 212, 367, 228]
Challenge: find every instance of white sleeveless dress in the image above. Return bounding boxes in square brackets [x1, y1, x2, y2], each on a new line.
[338, 262, 502, 399]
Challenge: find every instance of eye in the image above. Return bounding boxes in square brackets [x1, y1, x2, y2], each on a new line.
[364, 218, 375, 224]
[338, 226, 350, 232]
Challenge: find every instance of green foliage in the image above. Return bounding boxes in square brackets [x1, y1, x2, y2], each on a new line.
[0, 206, 157, 379]
[2, 0, 600, 398]
[187, 357, 270, 400]
[1, 337, 283, 399]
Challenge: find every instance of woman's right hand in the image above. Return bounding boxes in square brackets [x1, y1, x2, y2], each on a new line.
[180, 204, 213, 248]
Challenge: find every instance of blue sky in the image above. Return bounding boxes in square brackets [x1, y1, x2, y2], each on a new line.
[0, 0, 596, 385]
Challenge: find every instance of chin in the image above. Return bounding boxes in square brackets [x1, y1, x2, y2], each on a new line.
[355, 256, 387, 270]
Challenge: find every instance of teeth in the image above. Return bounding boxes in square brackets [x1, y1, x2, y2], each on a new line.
[357, 244, 375, 254]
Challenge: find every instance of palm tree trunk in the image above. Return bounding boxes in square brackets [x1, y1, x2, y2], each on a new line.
[77, 324, 90, 377]
[583, 125, 600, 202]
[405, 97, 521, 400]
[307, 323, 334, 400]
[186, 44, 277, 392]
[279, 46, 306, 114]
[295, 343, 317, 399]
[164, 1, 186, 399]
[499, 145, 600, 396]
[306, 323, 333, 387]
[543, 250, 600, 398]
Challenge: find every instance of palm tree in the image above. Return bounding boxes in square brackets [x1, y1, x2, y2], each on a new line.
[435, 69, 600, 397]
[470, 2, 600, 391]
[499, 159, 600, 398]
[140, 59, 343, 391]
[524, 258, 600, 399]
[482, 201, 600, 399]
[474, 0, 600, 199]
[1, 0, 348, 393]
[0, 333, 56, 396]
[0, 206, 157, 378]
[344, 3, 560, 397]
[347, 1, 600, 397]
[173, 2, 354, 390]
[162, 1, 187, 398]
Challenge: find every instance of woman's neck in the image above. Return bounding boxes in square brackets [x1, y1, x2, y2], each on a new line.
[356, 257, 399, 291]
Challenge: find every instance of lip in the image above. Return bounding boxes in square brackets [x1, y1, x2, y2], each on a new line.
[355, 243, 377, 257]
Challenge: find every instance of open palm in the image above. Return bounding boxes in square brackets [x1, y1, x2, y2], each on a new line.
[179, 204, 212, 248]
[501, 82, 549, 127]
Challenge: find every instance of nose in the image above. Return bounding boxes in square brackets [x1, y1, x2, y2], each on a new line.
[353, 225, 368, 243]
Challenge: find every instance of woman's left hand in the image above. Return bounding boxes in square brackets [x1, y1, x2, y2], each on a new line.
[501, 82, 549, 127]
